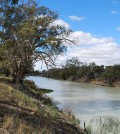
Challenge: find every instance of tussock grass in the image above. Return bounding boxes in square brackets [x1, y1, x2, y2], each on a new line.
[1, 115, 52, 134]
[0, 76, 12, 83]
[24, 79, 53, 94]
[0, 76, 83, 134]
[61, 109, 80, 126]
[0, 83, 39, 111]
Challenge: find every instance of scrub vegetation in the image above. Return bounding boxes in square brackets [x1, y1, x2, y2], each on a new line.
[41, 57, 120, 87]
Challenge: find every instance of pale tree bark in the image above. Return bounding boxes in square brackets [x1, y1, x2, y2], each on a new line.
[12, 61, 26, 84]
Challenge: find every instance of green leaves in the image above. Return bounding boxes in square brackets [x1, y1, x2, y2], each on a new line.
[0, 0, 71, 81]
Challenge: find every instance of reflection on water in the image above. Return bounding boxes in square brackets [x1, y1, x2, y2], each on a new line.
[26, 76, 120, 126]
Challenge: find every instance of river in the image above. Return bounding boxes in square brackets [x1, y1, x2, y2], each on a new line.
[26, 76, 120, 127]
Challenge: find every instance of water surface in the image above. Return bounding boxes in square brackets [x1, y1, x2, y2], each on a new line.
[26, 76, 120, 126]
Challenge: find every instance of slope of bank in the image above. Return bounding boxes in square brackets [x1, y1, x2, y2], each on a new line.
[0, 76, 84, 134]
[74, 77, 120, 87]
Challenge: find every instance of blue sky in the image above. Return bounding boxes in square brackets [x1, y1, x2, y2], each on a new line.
[35, 0, 120, 69]
[39, 0, 120, 42]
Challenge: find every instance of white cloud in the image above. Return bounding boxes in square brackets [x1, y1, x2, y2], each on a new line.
[116, 27, 120, 31]
[34, 61, 47, 71]
[69, 16, 85, 21]
[55, 31, 120, 66]
[50, 19, 70, 29]
[67, 31, 113, 45]
[111, 10, 119, 14]
[35, 16, 70, 29]
[35, 30, 120, 70]
[66, 42, 120, 65]
[35, 18, 120, 70]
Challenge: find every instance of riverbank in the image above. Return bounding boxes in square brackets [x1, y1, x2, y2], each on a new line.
[75, 78, 120, 87]
[78, 79, 120, 87]
[0, 76, 84, 134]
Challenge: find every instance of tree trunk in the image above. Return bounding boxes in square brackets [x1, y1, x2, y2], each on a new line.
[5, 68, 10, 77]
[12, 61, 25, 84]
[12, 70, 24, 84]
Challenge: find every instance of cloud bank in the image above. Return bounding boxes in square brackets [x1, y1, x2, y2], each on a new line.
[35, 19, 120, 70]
[55, 31, 120, 66]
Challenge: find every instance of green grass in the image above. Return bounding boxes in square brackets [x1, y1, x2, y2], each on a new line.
[0, 83, 39, 111]
[24, 79, 53, 94]
[0, 76, 83, 134]
[0, 76, 12, 83]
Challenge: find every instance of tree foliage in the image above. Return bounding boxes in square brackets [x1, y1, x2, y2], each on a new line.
[44, 57, 120, 85]
[0, 0, 71, 83]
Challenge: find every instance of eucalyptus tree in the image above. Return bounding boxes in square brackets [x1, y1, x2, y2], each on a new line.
[64, 57, 82, 79]
[0, 0, 71, 84]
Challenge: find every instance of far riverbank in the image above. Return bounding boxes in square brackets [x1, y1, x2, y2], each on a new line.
[74, 77, 120, 88]
[28, 73, 120, 88]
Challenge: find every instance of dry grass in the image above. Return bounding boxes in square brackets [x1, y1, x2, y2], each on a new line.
[88, 116, 120, 134]
[61, 108, 80, 126]
[1, 115, 53, 134]
[2, 116, 14, 130]
[0, 76, 82, 134]
[24, 79, 53, 94]
[0, 76, 12, 83]
[0, 83, 39, 111]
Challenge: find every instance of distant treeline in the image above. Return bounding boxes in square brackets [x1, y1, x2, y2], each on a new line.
[40, 57, 120, 86]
